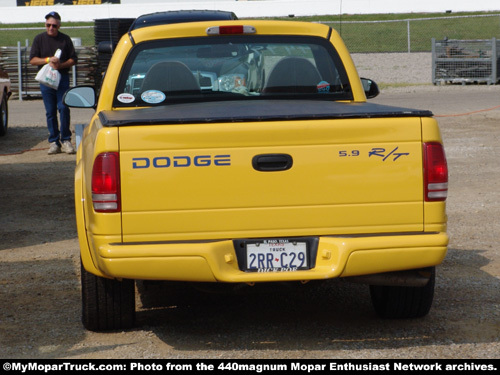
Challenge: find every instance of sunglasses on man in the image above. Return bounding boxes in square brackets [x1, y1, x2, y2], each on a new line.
[46, 23, 59, 29]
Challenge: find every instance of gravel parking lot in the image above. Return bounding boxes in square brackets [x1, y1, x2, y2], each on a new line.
[0, 53, 499, 359]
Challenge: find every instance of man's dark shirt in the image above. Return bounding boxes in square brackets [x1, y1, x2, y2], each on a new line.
[30, 31, 78, 75]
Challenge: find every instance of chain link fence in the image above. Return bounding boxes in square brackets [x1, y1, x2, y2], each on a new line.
[323, 13, 500, 53]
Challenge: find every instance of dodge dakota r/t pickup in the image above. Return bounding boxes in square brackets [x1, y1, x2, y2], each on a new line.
[64, 19, 448, 331]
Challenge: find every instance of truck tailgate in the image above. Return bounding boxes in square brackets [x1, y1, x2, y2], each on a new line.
[112, 101, 426, 242]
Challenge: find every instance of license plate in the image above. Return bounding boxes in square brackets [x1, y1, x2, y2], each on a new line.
[246, 239, 308, 272]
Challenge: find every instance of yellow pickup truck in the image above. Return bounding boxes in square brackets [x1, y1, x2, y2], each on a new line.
[65, 19, 448, 331]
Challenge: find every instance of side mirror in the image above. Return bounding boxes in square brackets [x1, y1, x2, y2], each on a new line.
[97, 41, 116, 54]
[361, 78, 380, 99]
[63, 86, 97, 108]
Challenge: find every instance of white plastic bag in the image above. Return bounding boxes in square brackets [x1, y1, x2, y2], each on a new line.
[35, 49, 62, 89]
[35, 64, 61, 89]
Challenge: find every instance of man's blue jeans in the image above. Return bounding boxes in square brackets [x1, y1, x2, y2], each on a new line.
[40, 73, 71, 146]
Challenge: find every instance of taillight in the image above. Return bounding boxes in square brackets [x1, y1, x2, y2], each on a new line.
[423, 142, 448, 201]
[92, 152, 121, 212]
[206, 25, 256, 35]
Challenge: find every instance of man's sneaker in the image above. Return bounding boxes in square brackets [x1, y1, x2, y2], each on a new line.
[61, 140, 75, 154]
[48, 142, 61, 155]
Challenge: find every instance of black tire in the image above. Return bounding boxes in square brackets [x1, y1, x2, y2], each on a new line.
[0, 94, 8, 137]
[369, 267, 435, 319]
[81, 262, 136, 331]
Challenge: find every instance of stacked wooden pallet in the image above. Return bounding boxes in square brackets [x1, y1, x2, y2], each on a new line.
[0, 45, 99, 99]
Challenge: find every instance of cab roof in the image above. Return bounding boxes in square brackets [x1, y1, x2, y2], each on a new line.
[129, 10, 238, 31]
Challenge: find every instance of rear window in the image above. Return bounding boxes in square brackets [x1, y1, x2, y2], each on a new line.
[113, 35, 352, 107]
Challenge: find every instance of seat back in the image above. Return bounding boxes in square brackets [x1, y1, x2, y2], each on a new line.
[141, 61, 201, 95]
[263, 57, 322, 94]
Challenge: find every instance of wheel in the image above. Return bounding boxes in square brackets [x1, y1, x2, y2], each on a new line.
[80, 262, 136, 331]
[0, 94, 8, 137]
[369, 267, 435, 319]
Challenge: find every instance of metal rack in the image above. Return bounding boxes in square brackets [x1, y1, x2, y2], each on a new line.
[432, 38, 500, 85]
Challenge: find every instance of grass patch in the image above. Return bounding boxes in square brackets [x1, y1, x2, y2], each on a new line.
[274, 12, 500, 52]
[377, 82, 433, 90]
[0, 23, 94, 46]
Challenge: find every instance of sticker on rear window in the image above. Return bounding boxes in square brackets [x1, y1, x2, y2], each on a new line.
[141, 90, 166, 104]
[317, 81, 330, 93]
[117, 93, 135, 103]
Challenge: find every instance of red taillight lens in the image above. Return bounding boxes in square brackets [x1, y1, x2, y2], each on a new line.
[220, 25, 244, 34]
[92, 152, 120, 212]
[423, 142, 448, 201]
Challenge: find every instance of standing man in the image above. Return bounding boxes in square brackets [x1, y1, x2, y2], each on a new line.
[30, 11, 77, 154]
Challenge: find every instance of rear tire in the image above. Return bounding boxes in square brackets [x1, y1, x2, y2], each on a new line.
[81, 262, 135, 331]
[369, 267, 435, 318]
[0, 94, 8, 137]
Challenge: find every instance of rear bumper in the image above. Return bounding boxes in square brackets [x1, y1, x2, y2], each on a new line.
[89, 232, 448, 282]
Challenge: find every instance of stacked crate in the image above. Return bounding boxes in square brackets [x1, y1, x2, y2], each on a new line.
[94, 18, 135, 87]
[432, 38, 500, 85]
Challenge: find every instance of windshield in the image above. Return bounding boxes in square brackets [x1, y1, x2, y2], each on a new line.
[113, 35, 352, 107]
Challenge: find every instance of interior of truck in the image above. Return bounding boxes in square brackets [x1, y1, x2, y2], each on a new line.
[114, 35, 353, 107]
